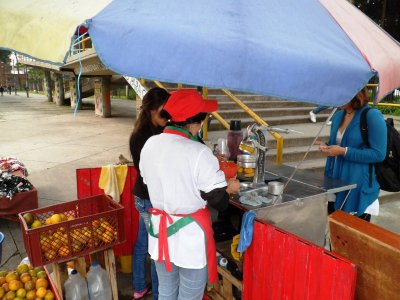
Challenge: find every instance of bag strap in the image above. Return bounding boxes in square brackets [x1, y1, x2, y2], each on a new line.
[360, 107, 373, 187]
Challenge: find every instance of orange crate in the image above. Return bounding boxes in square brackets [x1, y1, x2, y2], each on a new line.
[18, 194, 125, 267]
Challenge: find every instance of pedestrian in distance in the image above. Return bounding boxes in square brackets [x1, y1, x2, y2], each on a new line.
[140, 89, 240, 300]
[129, 87, 171, 300]
[0, 86, 4, 96]
[309, 105, 332, 125]
[315, 86, 387, 221]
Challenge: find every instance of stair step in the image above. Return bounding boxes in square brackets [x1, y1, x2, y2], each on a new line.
[266, 145, 326, 162]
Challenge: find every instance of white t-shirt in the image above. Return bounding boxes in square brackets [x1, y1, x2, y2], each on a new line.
[140, 133, 227, 268]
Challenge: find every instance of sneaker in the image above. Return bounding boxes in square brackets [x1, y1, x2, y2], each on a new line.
[133, 286, 152, 300]
[326, 121, 332, 126]
[309, 111, 317, 123]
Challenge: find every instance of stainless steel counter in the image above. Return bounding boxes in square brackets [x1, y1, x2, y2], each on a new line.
[230, 163, 356, 246]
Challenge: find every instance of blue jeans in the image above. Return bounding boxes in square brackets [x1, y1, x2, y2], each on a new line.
[133, 196, 158, 299]
[155, 261, 207, 300]
[312, 105, 330, 114]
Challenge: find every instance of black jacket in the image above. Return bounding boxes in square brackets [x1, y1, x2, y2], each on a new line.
[129, 125, 163, 199]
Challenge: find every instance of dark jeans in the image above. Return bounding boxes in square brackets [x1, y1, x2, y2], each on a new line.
[133, 196, 158, 298]
[327, 202, 371, 222]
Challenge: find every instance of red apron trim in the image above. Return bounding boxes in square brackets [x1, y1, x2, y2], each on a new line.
[149, 207, 218, 284]
[148, 208, 174, 272]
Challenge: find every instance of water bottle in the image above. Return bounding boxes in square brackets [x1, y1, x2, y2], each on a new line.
[87, 261, 112, 300]
[64, 270, 89, 300]
[227, 120, 243, 161]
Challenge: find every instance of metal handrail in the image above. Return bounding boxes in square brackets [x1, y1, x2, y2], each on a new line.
[71, 33, 91, 55]
[371, 102, 400, 108]
[221, 89, 284, 164]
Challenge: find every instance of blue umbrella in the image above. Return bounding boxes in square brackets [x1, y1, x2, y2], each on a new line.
[2, 0, 400, 106]
[88, 0, 391, 106]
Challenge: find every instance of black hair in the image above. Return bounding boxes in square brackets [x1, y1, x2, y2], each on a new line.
[132, 87, 170, 135]
[160, 111, 208, 127]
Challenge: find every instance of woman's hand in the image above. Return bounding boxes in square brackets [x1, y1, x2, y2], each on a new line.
[226, 177, 240, 194]
[315, 141, 346, 156]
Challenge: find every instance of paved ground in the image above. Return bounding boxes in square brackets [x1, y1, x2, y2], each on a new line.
[0, 92, 399, 299]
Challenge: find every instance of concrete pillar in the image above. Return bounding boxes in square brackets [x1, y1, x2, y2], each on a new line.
[69, 78, 82, 110]
[44, 70, 53, 102]
[94, 77, 111, 117]
[54, 74, 65, 106]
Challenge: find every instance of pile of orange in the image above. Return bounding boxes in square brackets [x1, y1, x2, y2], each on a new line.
[0, 263, 54, 300]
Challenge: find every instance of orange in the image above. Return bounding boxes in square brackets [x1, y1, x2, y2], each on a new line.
[2, 282, 9, 292]
[4, 290, 15, 300]
[35, 278, 49, 290]
[36, 287, 47, 298]
[16, 288, 26, 298]
[44, 290, 55, 300]
[0, 286, 5, 298]
[101, 232, 114, 244]
[16, 264, 29, 275]
[49, 214, 62, 224]
[44, 249, 56, 261]
[5, 272, 18, 283]
[36, 271, 47, 280]
[58, 246, 70, 257]
[24, 280, 35, 291]
[26, 290, 36, 300]
[8, 280, 23, 291]
[19, 273, 31, 283]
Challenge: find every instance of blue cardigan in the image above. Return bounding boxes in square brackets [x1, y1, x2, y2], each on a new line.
[325, 105, 387, 215]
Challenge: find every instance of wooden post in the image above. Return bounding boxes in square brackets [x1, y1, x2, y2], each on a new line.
[94, 77, 111, 117]
[44, 70, 53, 102]
[55, 74, 65, 106]
[69, 78, 82, 110]
[52, 262, 68, 300]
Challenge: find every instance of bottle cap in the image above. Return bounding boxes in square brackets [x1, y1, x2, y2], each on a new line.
[71, 270, 78, 275]
[230, 120, 241, 131]
[91, 261, 99, 267]
[218, 257, 228, 268]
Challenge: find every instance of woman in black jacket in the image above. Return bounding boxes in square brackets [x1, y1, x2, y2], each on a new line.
[129, 87, 170, 299]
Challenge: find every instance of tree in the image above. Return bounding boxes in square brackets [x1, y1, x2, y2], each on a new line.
[354, 0, 400, 41]
[0, 50, 11, 63]
[27, 67, 44, 91]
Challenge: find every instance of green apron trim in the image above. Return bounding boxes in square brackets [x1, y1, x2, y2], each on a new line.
[149, 215, 195, 238]
[165, 125, 198, 141]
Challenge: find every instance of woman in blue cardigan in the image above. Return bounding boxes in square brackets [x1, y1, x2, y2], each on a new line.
[316, 87, 387, 221]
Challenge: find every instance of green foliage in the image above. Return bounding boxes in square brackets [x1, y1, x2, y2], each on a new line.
[374, 96, 400, 116]
[111, 88, 136, 100]
[0, 50, 11, 63]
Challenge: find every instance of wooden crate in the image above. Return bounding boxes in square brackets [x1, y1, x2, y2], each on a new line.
[207, 265, 243, 300]
[47, 248, 118, 300]
[329, 210, 400, 300]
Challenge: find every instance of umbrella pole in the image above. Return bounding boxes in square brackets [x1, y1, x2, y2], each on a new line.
[283, 108, 338, 191]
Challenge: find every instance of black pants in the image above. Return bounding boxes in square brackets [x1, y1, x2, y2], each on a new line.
[328, 202, 371, 222]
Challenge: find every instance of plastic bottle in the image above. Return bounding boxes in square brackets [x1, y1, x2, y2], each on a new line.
[64, 269, 89, 300]
[87, 262, 112, 300]
[227, 120, 243, 161]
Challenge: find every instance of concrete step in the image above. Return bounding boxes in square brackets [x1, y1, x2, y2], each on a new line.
[266, 145, 326, 162]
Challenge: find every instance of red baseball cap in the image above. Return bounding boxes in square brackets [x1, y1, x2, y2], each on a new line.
[163, 89, 218, 122]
